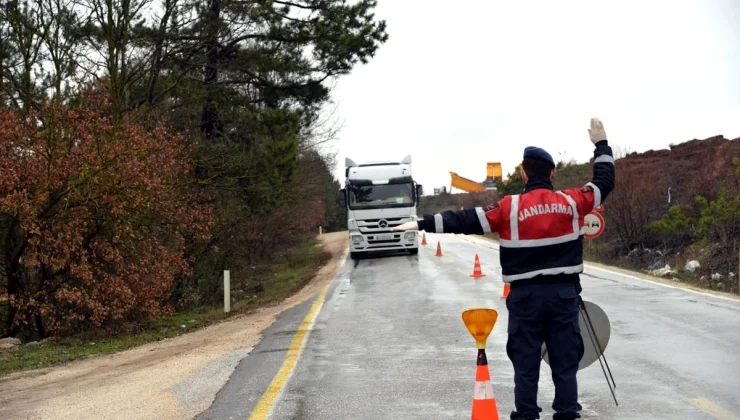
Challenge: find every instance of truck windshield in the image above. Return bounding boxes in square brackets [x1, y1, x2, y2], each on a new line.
[349, 183, 414, 209]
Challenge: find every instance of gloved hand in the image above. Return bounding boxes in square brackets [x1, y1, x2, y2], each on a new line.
[588, 117, 607, 144]
[391, 221, 418, 232]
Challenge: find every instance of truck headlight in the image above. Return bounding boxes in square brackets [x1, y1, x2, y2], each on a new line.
[404, 231, 416, 239]
[351, 235, 363, 243]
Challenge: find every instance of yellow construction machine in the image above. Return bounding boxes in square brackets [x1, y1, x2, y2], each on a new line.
[449, 162, 503, 193]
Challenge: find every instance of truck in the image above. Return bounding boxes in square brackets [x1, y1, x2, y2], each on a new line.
[449, 162, 503, 192]
[339, 155, 424, 260]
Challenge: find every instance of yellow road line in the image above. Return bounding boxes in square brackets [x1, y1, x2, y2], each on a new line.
[689, 398, 739, 420]
[247, 284, 331, 420]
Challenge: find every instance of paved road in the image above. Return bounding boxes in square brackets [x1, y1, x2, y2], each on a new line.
[202, 233, 740, 420]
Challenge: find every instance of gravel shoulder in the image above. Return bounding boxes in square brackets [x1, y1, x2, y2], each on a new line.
[0, 232, 349, 420]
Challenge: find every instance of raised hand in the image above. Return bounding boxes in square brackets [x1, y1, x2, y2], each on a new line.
[588, 118, 607, 144]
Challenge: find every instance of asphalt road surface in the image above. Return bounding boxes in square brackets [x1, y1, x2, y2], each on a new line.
[200, 233, 740, 420]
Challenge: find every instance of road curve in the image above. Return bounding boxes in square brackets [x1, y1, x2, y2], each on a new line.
[202, 233, 740, 420]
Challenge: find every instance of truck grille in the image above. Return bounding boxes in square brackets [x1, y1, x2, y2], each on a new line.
[357, 217, 408, 233]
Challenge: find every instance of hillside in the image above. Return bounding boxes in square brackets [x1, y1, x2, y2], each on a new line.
[597, 136, 738, 290]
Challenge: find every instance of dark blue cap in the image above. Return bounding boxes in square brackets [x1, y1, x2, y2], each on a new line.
[523, 146, 555, 168]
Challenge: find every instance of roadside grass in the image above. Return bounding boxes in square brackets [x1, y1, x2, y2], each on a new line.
[0, 239, 331, 376]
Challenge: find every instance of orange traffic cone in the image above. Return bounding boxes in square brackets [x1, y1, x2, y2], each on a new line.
[421, 232, 427, 245]
[472, 349, 500, 420]
[435, 241, 443, 257]
[501, 283, 510, 299]
[470, 254, 486, 278]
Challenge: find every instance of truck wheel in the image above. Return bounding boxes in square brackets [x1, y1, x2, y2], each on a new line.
[409, 248, 419, 256]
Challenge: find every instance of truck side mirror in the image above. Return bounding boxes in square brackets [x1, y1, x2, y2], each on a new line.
[338, 188, 346, 207]
[416, 184, 423, 203]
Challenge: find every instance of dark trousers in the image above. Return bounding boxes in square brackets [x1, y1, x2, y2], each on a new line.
[506, 282, 585, 420]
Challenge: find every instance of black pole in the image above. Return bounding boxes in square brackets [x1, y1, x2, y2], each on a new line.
[580, 298, 617, 389]
[579, 298, 618, 406]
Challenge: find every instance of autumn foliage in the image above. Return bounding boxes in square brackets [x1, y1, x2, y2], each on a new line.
[0, 91, 213, 337]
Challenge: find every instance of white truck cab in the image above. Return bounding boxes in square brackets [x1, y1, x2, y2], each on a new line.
[339, 155, 423, 260]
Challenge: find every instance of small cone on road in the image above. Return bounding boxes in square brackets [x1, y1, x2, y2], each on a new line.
[435, 241, 443, 257]
[471, 349, 500, 420]
[470, 254, 486, 278]
[421, 232, 427, 245]
[501, 283, 510, 299]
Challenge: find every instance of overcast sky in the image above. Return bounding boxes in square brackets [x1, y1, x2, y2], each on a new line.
[326, 0, 740, 193]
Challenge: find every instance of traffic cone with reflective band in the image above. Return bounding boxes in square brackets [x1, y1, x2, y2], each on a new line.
[472, 349, 499, 420]
[470, 254, 486, 278]
[501, 283, 510, 299]
[421, 232, 427, 245]
[436, 241, 443, 257]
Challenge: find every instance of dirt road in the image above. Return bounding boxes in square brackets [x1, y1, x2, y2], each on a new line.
[0, 232, 348, 420]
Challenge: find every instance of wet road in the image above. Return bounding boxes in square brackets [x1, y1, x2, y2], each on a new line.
[202, 233, 740, 420]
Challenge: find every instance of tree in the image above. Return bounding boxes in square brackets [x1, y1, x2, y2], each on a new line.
[695, 189, 740, 245]
[1, 0, 47, 112]
[155, 0, 388, 300]
[647, 205, 697, 249]
[603, 161, 660, 252]
[1, 0, 86, 110]
[0, 87, 212, 338]
[498, 166, 525, 196]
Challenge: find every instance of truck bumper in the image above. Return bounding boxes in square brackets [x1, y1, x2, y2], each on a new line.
[349, 230, 419, 253]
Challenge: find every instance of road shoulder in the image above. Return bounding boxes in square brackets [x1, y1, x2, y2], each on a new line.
[0, 232, 349, 420]
[198, 256, 348, 419]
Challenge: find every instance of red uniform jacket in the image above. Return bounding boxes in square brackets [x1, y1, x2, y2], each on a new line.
[417, 141, 615, 283]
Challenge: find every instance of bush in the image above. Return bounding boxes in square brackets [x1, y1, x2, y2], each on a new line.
[0, 89, 213, 339]
[695, 189, 740, 243]
[647, 205, 697, 247]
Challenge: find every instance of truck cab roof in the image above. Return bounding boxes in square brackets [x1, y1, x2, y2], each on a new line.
[345, 155, 411, 167]
[345, 155, 413, 184]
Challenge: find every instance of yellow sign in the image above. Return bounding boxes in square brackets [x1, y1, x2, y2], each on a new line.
[462, 308, 498, 349]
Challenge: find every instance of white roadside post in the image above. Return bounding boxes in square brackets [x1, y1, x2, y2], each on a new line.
[319, 226, 323, 235]
[224, 270, 231, 313]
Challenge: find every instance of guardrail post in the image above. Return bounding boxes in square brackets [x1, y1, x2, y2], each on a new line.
[224, 270, 231, 313]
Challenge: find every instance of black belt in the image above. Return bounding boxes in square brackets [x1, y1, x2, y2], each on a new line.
[509, 273, 582, 292]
